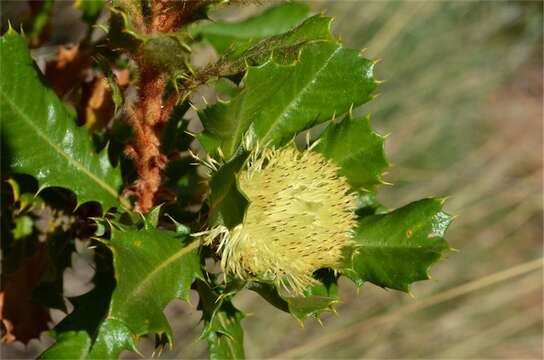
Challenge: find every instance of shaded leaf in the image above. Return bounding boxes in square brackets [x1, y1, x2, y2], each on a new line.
[343, 198, 452, 292]
[193, 2, 310, 53]
[42, 229, 202, 358]
[199, 42, 376, 159]
[208, 152, 249, 228]
[217, 15, 335, 76]
[197, 280, 245, 360]
[0, 31, 124, 210]
[355, 191, 388, 218]
[317, 115, 389, 191]
[248, 272, 338, 323]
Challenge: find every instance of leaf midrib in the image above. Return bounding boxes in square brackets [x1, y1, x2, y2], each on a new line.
[110, 239, 200, 315]
[0, 88, 119, 201]
[259, 46, 342, 143]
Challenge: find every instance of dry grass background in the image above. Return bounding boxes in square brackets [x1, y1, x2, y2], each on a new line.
[2, 1, 542, 359]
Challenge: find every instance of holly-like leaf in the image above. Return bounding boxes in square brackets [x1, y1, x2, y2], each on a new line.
[192, 2, 310, 54]
[317, 115, 389, 191]
[199, 42, 376, 159]
[40, 265, 117, 359]
[249, 272, 338, 323]
[343, 198, 452, 292]
[196, 280, 245, 360]
[216, 15, 335, 76]
[0, 31, 124, 210]
[282, 281, 338, 323]
[42, 229, 202, 358]
[207, 152, 249, 228]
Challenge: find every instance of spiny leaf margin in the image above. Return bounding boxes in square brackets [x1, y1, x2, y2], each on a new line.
[0, 30, 125, 210]
[342, 198, 452, 292]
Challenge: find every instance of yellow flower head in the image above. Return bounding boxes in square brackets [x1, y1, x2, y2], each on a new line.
[206, 146, 357, 295]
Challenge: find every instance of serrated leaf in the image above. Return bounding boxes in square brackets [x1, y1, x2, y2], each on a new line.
[282, 282, 337, 323]
[42, 229, 202, 358]
[40, 260, 117, 359]
[192, 2, 310, 54]
[317, 115, 389, 191]
[208, 152, 249, 228]
[101, 229, 202, 344]
[0, 31, 124, 210]
[343, 198, 452, 292]
[196, 280, 245, 360]
[248, 272, 338, 323]
[217, 15, 335, 76]
[199, 42, 376, 159]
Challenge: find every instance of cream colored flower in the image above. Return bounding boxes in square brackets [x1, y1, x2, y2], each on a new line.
[205, 146, 357, 295]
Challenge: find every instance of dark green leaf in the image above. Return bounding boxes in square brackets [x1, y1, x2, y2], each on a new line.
[217, 15, 335, 76]
[199, 42, 376, 159]
[40, 257, 118, 359]
[317, 115, 389, 191]
[248, 275, 338, 323]
[101, 229, 201, 341]
[42, 229, 202, 358]
[40, 331, 92, 359]
[0, 31, 124, 210]
[208, 152, 249, 228]
[192, 2, 310, 53]
[355, 191, 388, 218]
[282, 281, 338, 323]
[343, 198, 452, 292]
[197, 280, 245, 360]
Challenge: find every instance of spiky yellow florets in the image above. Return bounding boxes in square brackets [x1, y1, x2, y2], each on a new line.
[207, 146, 357, 295]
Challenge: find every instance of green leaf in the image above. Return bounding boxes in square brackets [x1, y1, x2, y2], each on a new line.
[0, 31, 124, 210]
[196, 280, 245, 360]
[42, 229, 202, 358]
[355, 191, 388, 218]
[317, 115, 389, 191]
[100, 229, 202, 343]
[40, 259, 118, 359]
[217, 15, 335, 76]
[193, 2, 310, 53]
[41, 331, 92, 359]
[343, 198, 452, 292]
[208, 152, 249, 228]
[282, 281, 338, 323]
[199, 42, 376, 159]
[249, 272, 338, 323]
[75, 0, 105, 24]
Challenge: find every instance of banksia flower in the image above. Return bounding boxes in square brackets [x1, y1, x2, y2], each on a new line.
[205, 145, 357, 295]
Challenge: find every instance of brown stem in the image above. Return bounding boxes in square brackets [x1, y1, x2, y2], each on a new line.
[151, 0, 202, 33]
[124, 0, 206, 212]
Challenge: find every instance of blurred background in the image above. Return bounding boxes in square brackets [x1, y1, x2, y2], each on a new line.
[2, 1, 543, 359]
